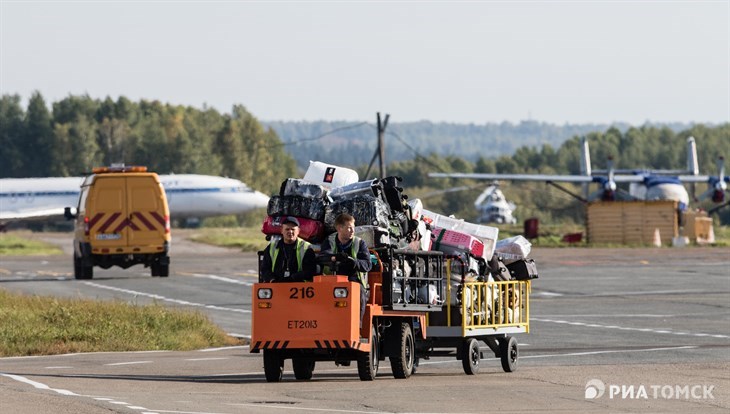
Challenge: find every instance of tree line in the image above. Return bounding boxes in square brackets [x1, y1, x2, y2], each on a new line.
[0, 92, 297, 196]
[2, 92, 727, 224]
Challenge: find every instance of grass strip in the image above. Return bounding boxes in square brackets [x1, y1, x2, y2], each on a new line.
[0, 234, 62, 255]
[0, 289, 242, 357]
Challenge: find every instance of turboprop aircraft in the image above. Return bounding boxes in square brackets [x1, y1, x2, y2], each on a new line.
[430, 136, 729, 213]
[0, 172, 270, 229]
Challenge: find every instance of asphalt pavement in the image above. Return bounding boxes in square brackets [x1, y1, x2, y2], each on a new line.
[0, 232, 728, 413]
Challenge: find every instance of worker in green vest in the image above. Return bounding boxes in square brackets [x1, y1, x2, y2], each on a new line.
[320, 213, 372, 326]
[261, 216, 317, 283]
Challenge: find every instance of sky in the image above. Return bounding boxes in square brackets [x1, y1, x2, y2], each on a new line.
[1, 1, 728, 125]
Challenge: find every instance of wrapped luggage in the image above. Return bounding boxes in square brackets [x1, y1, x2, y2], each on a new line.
[422, 209, 499, 259]
[431, 227, 485, 258]
[355, 225, 391, 248]
[325, 195, 390, 232]
[494, 235, 532, 264]
[267, 195, 326, 221]
[329, 179, 383, 201]
[262, 215, 325, 243]
[280, 178, 329, 200]
[303, 161, 359, 189]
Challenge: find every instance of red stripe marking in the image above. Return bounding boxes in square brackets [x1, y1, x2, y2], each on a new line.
[149, 211, 166, 226]
[112, 219, 128, 234]
[128, 219, 140, 231]
[98, 212, 121, 233]
[88, 213, 104, 228]
[133, 212, 156, 231]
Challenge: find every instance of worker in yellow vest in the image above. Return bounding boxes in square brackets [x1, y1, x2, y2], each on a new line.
[320, 213, 372, 326]
[261, 217, 317, 283]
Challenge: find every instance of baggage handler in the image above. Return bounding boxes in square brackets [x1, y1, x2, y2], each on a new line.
[261, 216, 317, 283]
[320, 213, 372, 327]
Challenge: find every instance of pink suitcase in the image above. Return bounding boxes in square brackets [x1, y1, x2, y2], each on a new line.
[430, 227, 485, 258]
[261, 215, 325, 243]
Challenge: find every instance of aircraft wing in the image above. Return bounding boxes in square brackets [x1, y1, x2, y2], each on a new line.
[429, 172, 650, 183]
[0, 207, 72, 222]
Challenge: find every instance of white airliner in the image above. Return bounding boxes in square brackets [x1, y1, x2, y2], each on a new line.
[0, 174, 270, 228]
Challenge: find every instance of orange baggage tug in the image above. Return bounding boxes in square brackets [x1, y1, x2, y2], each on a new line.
[251, 248, 532, 381]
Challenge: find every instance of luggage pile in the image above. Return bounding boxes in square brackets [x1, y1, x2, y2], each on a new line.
[262, 161, 538, 300]
[263, 161, 422, 248]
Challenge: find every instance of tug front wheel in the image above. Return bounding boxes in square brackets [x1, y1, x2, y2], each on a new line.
[357, 323, 379, 381]
[263, 350, 284, 382]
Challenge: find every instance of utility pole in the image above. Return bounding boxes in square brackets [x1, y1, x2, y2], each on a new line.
[365, 112, 390, 179]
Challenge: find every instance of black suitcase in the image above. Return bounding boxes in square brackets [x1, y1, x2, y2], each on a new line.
[325, 195, 390, 231]
[506, 259, 539, 280]
[267, 195, 327, 221]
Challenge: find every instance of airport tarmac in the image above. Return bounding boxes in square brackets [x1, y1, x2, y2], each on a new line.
[0, 233, 728, 413]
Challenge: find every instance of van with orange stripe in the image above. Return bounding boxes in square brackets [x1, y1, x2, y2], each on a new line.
[66, 165, 171, 279]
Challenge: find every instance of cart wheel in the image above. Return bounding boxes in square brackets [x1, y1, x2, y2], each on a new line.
[461, 338, 480, 375]
[292, 357, 315, 380]
[500, 336, 518, 372]
[263, 350, 284, 382]
[357, 322, 379, 381]
[389, 322, 415, 379]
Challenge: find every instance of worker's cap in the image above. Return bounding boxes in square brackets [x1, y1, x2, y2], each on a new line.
[282, 216, 300, 227]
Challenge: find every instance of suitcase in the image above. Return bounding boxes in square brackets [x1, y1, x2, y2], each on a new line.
[431, 227, 486, 258]
[261, 215, 325, 243]
[354, 225, 391, 248]
[279, 178, 328, 199]
[303, 161, 359, 189]
[267, 195, 327, 221]
[506, 258, 539, 280]
[325, 195, 391, 231]
[329, 179, 384, 201]
[380, 176, 405, 213]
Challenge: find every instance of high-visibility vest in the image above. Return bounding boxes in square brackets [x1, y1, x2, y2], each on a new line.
[326, 234, 367, 286]
[269, 238, 310, 273]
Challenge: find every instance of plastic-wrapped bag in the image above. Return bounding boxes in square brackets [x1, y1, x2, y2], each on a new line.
[303, 161, 359, 189]
[267, 195, 327, 221]
[329, 179, 383, 201]
[280, 178, 329, 199]
[325, 195, 390, 232]
[495, 235, 532, 263]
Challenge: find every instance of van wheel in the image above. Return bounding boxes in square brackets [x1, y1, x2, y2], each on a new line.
[83, 265, 93, 280]
[263, 350, 284, 382]
[292, 357, 315, 380]
[73, 256, 83, 279]
[389, 322, 414, 379]
[75, 256, 93, 280]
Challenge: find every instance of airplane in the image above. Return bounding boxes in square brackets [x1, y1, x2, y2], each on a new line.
[429, 136, 730, 213]
[0, 173, 270, 230]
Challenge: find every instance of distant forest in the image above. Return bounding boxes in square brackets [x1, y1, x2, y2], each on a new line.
[2, 93, 728, 224]
[263, 119, 695, 171]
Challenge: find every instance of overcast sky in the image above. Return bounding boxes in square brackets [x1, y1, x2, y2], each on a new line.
[1, 1, 728, 125]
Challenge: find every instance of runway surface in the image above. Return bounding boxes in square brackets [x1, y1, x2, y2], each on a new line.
[1, 233, 728, 413]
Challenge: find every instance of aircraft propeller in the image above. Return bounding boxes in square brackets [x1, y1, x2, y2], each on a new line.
[697, 156, 728, 203]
